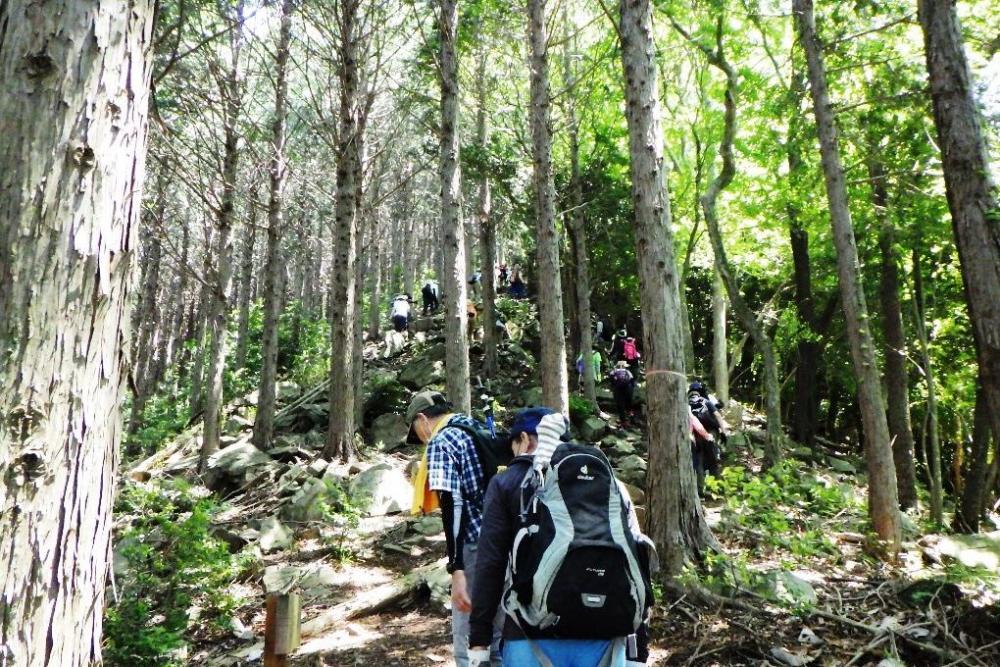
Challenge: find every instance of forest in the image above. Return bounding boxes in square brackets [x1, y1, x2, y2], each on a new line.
[0, 0, 998, 665]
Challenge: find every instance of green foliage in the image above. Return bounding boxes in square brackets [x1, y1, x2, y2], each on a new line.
[568, 393, 596, 424]
[708, 460, 857, 559]
[104, 481, 245, 666]
[127, 365, 192, 456]
[280, 301, 330, 389]
[494, 296, 538, 340]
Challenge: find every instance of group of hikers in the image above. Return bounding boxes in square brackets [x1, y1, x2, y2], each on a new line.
[404, 372, 731, 666]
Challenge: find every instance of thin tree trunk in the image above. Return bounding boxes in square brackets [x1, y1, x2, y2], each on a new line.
[171, 221, 192, 372]
[0, 1, 154, 661]
[439, 0, 471, 413]
[475, 51, 499, 377]
[189, 223, 214, 417]
[325, 0, 363, 461]
[711, 268, 729, 403]
[234, 192, 258, 370]
[794, 0, 901, 546]
[918, 0, 1000, 448]
[201, 2, 245, 468]
[790, 224, 821, 446]
[869, 154, 918, 510]
[528, 0, 569, 413]
[955, 384, 990, 532]
[912, 246, 944, 525]
[620, 0, 716, 574]
[368, 234, 383, 341]
[677, 16, 784, 466]
[253, 0, 293, 450]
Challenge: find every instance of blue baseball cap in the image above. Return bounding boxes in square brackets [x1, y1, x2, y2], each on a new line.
[509, 407, 557, 440]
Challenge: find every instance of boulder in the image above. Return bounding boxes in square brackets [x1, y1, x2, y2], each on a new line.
[399, 355, 445, 389]
[308, 458, 330, 476]
[519, 386, 544, 407]
[616, 454, 647, 474]
[620, 482, 646, 506]
[276, 381, 302, 402]
[288, 403, 328, 432]
[602, 435, 636, 458]
[758, 570, 818, 607]
[578, 416, 609, 442]
[370, 413, 409, 452]
[259, 515, 294, 553]
[206, 441, 275, 486]
[827, 457, 856, 474]
[281, 477, 329, 522]
[410, 515, 444, 536]
[348, 463, 412, 517]
[224, 414, 254, 436]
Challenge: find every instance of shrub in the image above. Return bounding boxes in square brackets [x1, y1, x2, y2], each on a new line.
[104, 482, 244, 666]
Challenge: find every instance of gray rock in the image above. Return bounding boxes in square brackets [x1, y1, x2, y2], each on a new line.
[410, 515, 444, 536]
[758, 570, 818, 606]
[281, 477, 329, 522]
[620, 482, 646, 506]
[370, 413, 409, 452]
[596, 387, 614, 403]
[224, 414, 254, 435]
[263, 563, 339, 597]
[603, 436, 636, 457]
[207, 441, 274, 477]
[578, 416, 609, 442]
[276, 380, 302, 402]
[399, 355, 445, 389]
[520, 386, 544, 407]
[259, 515, 294, 553]
[308, 458, 330, 476]
[827, 457, 856, 474]
[616, 454, 647, 474]
[348, 463, 413, 517]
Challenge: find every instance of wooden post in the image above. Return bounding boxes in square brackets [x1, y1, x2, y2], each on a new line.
[264, 592, 301, 667]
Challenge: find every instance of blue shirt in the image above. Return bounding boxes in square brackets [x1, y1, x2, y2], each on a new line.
[426, 415, 486, 545]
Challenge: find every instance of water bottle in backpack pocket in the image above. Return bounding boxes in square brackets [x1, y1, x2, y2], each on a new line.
[503, 443, 650, 639]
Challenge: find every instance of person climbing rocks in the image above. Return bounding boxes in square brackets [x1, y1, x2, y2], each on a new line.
[406, 391, 504, 666]
[421, 279, 440, 315]
[610, 361, 638, 428]
[468, 407, 654, 667]
[497, 264, 508, 292]
[389, 294, 411, 333]
[508, 264, 527, 299]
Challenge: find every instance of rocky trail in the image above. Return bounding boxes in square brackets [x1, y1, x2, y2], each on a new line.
[118, 314, 1000, 666]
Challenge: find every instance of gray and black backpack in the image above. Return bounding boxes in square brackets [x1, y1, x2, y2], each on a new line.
[503, 442, 653, 639]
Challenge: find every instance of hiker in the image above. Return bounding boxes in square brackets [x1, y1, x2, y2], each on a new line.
[610, 328, 627, 362]
[406, 391, 504, 666]
[689, 406, 716, 497]
[421, 279, 440, 315]
[688, 380, 729, 487]
[469, 407, 655, 667]
[508, 264, 527, 299]
[467, 301, 479, 342]
[610, 361, 638, 428]
[468, 270, 482, 299]
[599, 317, 615, 347]
[389, 294, 411, 333]
[576, 348, 603, 390]
[497, 264, 508, 292]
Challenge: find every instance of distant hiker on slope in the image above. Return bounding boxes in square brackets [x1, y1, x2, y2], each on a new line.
[469, 407, 656, 667]
[407, 391, 507, 666]
[508, 264, 527, 299]
[389, 294, 411, 333]
[610, 361, 638, 428]
[422, 279, 440, 315]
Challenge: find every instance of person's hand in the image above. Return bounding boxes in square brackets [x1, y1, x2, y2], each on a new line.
[451, 570, 472, 613]
[468, 647, 491, 667]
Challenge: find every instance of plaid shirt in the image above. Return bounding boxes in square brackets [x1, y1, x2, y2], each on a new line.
[426, 415, 485, 545]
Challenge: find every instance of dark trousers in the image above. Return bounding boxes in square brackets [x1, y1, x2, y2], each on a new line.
[392, 315, 409, 332]
[613, 385, 634, 423]
[422, 293, 438, 315]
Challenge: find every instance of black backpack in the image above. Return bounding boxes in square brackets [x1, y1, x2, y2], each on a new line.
[504, 443, 653, 639]
[689, 394, 721, 433]
[447, 418, 513, 488]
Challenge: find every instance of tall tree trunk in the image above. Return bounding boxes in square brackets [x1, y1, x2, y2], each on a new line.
[912, 246, 944, 525]
[528, 0, 569, 413]
[790, 224, 821, 445]
[955, 384, 990, 532]
[711, 268, 729, 403]
[325, 0, 364, 461]
[234, 193, 258, 370]
[918, 0, 1000, 448]
[171, 221, 192, 372]
[475, 51, 499, 377]
[439, 0, 471, 413]
[253, 0, 293, 450]
[201, 2, 245, 468]
[620, 0, 716, 573]
[368, 234, 383, 340]
[869, 155, 918, 510]
[679, 17, 784, 466]
[794, 0, 901, 546]
[0, 1, 154, 662]
[188, 223, 214, 416]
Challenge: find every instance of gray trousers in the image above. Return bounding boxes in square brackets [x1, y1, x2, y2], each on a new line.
[453, 542, 504, 666]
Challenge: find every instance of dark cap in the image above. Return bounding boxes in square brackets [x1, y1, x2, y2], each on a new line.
[509, 407, 557, 440]
[405, 391, 449, 444]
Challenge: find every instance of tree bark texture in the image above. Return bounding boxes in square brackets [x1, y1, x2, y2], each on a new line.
[711, 269, 729, 403]
[325, 0, 361, 461]
[918, 0, 1000, 448]
[790, 224, 821, 446]
[254, 0, 293, 450]
[869, 156, 918, 510]
[955, 385, 990, 532]
[794, 0, 901, 546]
[188, 223, 214, 417]
[201, 3, 245, 468]
[0, 2, 154, 663]
[475, 52, 499, 377]
[439, 0, 472, 413]
[619, 0, 716, 574]
[528, 0, 569, 414]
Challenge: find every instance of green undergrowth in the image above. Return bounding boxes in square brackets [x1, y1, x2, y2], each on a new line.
[105, 480, 249, 666]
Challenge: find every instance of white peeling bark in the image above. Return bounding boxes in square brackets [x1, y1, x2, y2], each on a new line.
[0, 1, 154, 664]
